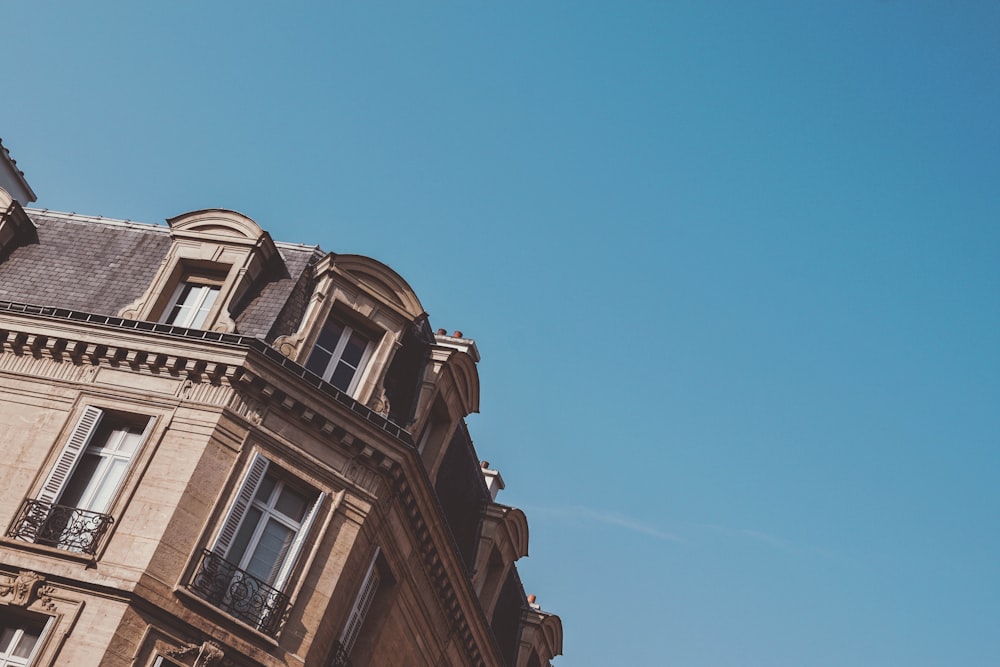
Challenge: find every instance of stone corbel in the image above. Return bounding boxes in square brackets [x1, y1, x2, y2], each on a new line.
[166, 641, 225, 666]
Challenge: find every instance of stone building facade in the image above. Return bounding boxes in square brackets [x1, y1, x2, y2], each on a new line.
[0, 141, 562, 667]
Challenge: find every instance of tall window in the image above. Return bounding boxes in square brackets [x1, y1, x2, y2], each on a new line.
[7, 407, 151, 555]
[0, 608, 49, 667]
[188, 454, 324, 636]
[227, 472, 312, 586]
[57, 415, 147, 517]
[305, 316, 374, 394]
[162, 282, 220, 329]
[341, 548, 381, 656]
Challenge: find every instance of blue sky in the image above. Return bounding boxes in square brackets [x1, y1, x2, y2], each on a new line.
[4, 2, 999, 665]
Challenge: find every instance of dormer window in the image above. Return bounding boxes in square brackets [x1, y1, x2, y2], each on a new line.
[272, 253, 429, 408]
[305, 316, 374, 394]
[118, 209, 281, 335]
[162, 281, 221, 329]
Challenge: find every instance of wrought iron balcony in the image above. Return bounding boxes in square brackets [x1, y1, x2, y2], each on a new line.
[6, 498, 114, 555]
[326, 640, 353, 667]
[187, 548, 290, 637]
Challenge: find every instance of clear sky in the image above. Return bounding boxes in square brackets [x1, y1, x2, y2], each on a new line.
[4, 2, 999, 665]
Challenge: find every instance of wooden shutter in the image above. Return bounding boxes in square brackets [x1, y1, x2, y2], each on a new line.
[212, 453, 270, 557]
[37, 406, 104, 504]
[271, 491, 326, 593]
[341, 547, 382, 653]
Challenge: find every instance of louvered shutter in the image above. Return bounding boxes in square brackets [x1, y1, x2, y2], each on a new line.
[271, 491, 326, 593]
[212, 453, 270, 557]
[37, 406, 104, 504]
[341, 547, 381, 654]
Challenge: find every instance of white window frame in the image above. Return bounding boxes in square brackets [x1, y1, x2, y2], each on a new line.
[0, 608, 52, 667]
[160, 281, 221, 329]
[37, 407, 153, 511]
[202, 453, 324, 628]
[305, 316, 375, 395]
[23, 407, 152, 554]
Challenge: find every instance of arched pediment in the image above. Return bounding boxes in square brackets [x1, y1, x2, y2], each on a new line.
[539, 612, 563, 658]
[444, 348, 481, 415]
[502, 506, 529, 559]
[331, 254, 425, 321]
[167, 209, 268, 242]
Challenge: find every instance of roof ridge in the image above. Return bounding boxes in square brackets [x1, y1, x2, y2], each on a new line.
[24, 208, 323, 253]
[25, 208, 168, 232]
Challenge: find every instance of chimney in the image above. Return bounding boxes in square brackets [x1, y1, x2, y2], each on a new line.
[480, 460, 505, 500]
[434, 329, 481, 363]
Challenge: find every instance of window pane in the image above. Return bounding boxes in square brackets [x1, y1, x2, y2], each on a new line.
[330, 362, 356, 392]
[245, 519, 294, 584]
[275, 486, 308, 522]
[57, 453, 101, 508]
[192, 286, 219, 328]
[0, 627, 15, 654]
[316, 319, 345, 352]
[86, 458, 129, 513]
[165, 283, 220, 328]
[305, 347, 332, 376]
[254, 476, 277, 503]
[164, 284, 195, 325]
[11, 625, 41, 658]
[229, 506, 263, 565]
[340, 331, 369, 366]
[112, 426, 145, 456]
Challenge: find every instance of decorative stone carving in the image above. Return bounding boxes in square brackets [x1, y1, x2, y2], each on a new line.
[370, 387, 391, 417]
[343, 458, 383, 496]
[167, 641, 225, 666]
[0, 570, 45, 607]
[37, 585, 58, 612]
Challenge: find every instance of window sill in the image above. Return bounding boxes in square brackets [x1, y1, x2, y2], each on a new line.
[0, 536, 98, 566]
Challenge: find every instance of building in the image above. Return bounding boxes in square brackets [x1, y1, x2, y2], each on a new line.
[0, 139, 562, 667]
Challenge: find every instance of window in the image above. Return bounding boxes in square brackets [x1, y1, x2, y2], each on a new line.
[305, 316, 374, 394]
[161, 282, 221, 329]
[188, 454, 323, 636]
[340, 548, 381, 656]
[7, 407, 152, 555]
[0, 608, 49, 667]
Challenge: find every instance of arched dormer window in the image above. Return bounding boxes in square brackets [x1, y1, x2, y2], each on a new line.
[473, 504, 529, 619]
[119, 209, 280, 333]
[274, 253, 426, 407]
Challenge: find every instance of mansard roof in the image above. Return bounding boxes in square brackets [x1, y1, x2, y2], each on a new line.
[0, 210, 321, 340]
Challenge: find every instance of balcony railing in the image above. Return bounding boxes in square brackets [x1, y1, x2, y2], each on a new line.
[187, 548, 290, 637]
[6, 498, 114, 555]
[326, 640, 353, 667]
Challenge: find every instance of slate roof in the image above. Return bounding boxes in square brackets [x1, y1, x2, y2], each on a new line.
[0, 210, 321, 341]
